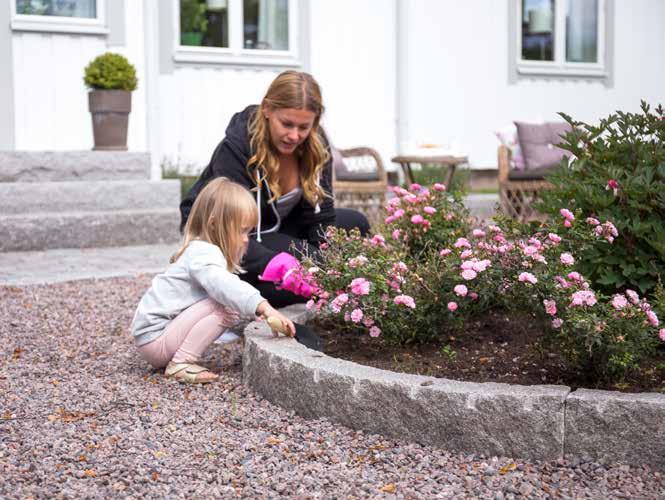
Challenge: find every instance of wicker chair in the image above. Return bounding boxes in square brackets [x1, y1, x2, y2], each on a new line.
[332, 146, 388, 226]
[498, 145, 554, 222]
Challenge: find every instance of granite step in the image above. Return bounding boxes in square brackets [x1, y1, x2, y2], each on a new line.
[0, 151, 151, 182]
[0, 208, 181, 252]
[0, 180, 180, 214]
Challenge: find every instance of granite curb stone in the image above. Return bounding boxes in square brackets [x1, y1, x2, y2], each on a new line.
[243, 305, 665, 466]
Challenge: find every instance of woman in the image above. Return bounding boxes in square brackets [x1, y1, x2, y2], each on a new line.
[180, 70, 370, 307]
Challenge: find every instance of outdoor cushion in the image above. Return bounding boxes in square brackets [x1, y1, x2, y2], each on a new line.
[495, 125, 526, 170]
[331, 146, 380, 182]
[515, 121, 572, 170]
[508, 164, 560, 181]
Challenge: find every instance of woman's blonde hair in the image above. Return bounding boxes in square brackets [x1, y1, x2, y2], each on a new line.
[248, 70, 329, 205]
[171, 178, 258, 272]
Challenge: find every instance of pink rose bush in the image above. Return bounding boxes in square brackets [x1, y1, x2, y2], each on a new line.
[300, 184, 665, 380]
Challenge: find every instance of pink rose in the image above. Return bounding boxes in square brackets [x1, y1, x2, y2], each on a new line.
[472, 229, 486, 238]
[409, 183, 422, 192]
[439, 248, 452, 256]
[566, 272, 582, 282]
[571, 290, 597, 307]
[564, 220, 572, 228]
[552, 318, 563, 329]
[560, 253, 575, 265]
[411, 214, 424, 225]
[369, 326, 381, 338]
[454, 238, 471, 248]
[393, 209, 405, 218]
[547, 233, 562, 244]
[433, 183, 446, 191]
[646, 310, 659, 327]
[349, 278, 370, 296]
[560, 208, 575, 221]
[626, 289, 639, 304]
[461, 269, 477, 281]
[423, 206, 436, 215]
[447, 301, 458, 312]
[659, 329, 665, 342]
[518, 272, 538, 284]
[454, 284, 468, 297]
[611, 294, 628, 310]
[394, 294, 416, 309]
[469, 292, 479, 300]
[392, 229, 401, 240]
[586, 217, 600, 226]
[350, 308, 364, 323]
[543, 299, 557, 316]
[370, 234, 386, 247]
[460, 249, 473, 259]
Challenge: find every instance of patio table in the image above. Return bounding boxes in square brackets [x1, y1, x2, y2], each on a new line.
[391, 154, 468, 187]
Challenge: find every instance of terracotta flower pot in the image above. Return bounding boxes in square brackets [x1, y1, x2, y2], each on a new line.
[88, 90, 132, 151]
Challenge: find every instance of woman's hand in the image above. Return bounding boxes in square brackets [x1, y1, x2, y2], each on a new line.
[256, 301, 296, 337]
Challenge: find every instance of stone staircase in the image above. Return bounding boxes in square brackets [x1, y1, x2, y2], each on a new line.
[0, 152, 181, 252]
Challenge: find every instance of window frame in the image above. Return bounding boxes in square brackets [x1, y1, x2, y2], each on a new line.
[11, 0, 108, 35]
[173, 0, 300, 67]
[516, 0, 606, 77]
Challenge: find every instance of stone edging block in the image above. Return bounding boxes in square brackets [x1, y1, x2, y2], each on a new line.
[243, 305, 665, 466]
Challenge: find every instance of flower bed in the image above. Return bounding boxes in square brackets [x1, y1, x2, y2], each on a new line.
[301, 182, 665, 385]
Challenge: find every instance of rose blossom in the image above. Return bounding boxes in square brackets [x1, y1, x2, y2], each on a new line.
[469, 292, 479, 300]
[472, 229, 486, 238]
[433, 183, 446, 191]
[454, 284, 468, 297]
[350, 308, 364, 323]
[370, 234, 386, 247]
[626, 289, 640, 304]
[411, 214, 424, 225]
[454, 238, 471, 248]
[560, 208, 575, 221]
[646, 310, 660, 327]
[560, 253, 575, 265]
[564, 220, 572, 228]
[547, 233, 562, 244]
[461, 269, 477, 281]
[409, 183, 422, 192]
[518, 272, 538, 284]
[460, 249, 473, 259]
[349, 278, 370, 296]
[394, 294, 416, 308]
[423, 206, 436, 215]
[543, 299, 557, 316]
[369, 326, 381, 338]
[567, 272, 582, 282]
[348, 255, 369, 268]
[392, 229, 401, 240]
[586, 217, 600, 226]
[659, 329, 665, 342]
[611, 294, 628, 310]
[439, 248, 452, 256]
[552, 318, 563, 329]
[447, 301, 458, 312]
[571, 290, 597, 307]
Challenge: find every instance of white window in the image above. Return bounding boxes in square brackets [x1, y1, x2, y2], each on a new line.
[174, 0, 300, 67]
[11, 0, 107, 35]
[517, 0, 606, 77]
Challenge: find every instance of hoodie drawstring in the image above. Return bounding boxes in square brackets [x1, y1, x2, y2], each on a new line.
[256, 173, 262, 242]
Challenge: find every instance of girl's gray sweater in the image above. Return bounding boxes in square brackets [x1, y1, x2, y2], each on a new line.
[130, 240, 265, 346]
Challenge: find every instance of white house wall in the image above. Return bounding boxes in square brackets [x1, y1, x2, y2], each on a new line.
[308, 0, 398, 170]
[401, 0, 665, 168]
[11, 1, 148, 152]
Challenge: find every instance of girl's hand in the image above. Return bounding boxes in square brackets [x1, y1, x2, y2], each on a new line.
[256, 301, 296, 337]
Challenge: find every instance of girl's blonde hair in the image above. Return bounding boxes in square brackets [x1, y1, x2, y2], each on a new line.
[248, 70, 330, 205]
[171, 178, 258, 272]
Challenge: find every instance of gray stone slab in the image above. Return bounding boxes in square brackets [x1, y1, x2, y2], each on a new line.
[243, 308, 569, 461]
[565, 389, 665, 466]
[0, 179, 180, 214]
[0, 208, 181, 251]
[0, 151, 151, 182]
[464, 193, 499, 220]
[0, 244, 175, 286]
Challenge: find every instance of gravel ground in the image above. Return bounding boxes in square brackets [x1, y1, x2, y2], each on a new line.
[1, 276, 664, 499]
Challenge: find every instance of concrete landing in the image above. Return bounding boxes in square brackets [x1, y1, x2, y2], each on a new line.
[0, 244, 177, 286]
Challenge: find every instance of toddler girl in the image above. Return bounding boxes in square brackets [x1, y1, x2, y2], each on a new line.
[131, 178, 295, 383]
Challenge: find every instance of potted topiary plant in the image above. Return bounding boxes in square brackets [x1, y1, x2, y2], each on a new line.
[83, 52, 138, 151]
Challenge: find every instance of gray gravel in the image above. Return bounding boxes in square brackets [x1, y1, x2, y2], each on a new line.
[1, 276, 664, 499]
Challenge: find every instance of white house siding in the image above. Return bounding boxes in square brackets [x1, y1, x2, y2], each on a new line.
[401, 0, 665, 168]
[308, 0, 398, 170]
[11, 1, 148, 152]
[156, 67, 282, 171]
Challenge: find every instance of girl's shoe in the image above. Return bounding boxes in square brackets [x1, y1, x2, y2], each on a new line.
[164, 361, 219, 384]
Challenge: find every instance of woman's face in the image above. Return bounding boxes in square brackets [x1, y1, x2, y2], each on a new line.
[264, 107, 316, 155]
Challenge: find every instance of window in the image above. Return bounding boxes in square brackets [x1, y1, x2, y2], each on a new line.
[175, 0, 299, 67]
[517, 0, 606, 77]
[12, 0, 107, 34]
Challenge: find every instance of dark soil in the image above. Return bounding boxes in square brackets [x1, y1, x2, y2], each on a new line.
[312, 311, 665, 393]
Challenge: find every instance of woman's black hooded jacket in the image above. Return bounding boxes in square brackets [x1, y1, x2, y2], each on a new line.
[179, 105, 336, 275]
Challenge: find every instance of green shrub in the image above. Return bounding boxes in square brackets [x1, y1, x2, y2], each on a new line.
[539, 101, 665, 296]
[83, 52, 138, 91]
[180, 0, 208, 33]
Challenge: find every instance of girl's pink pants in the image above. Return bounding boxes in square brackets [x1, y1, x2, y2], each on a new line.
[137, 298, 240, 369]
